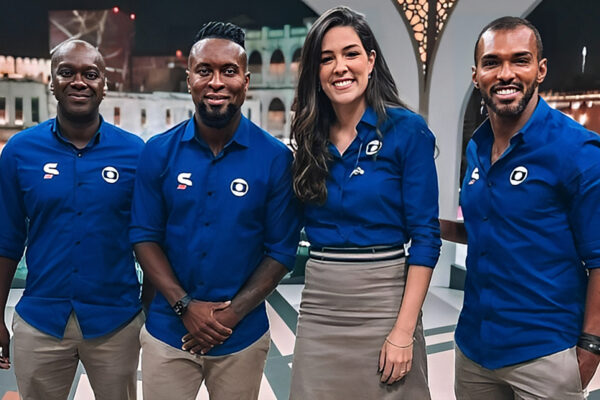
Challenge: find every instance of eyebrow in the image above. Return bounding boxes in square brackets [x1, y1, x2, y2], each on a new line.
[481, 51, 533, 60]
[321, 43, 361, 54]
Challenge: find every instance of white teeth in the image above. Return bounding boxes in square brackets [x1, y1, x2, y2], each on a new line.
[334, 80, 352, 87]
[496, 88, 518, 95]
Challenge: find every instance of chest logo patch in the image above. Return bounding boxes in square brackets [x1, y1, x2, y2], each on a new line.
[509, 166, 528, 186]
[230, 178, 249, 197]
[365, 140, 382, 156]
[177, 173, 193, 190]
[102, 166, 119, 183]
[43, 162, 59, 179]
[468, 167, 479, 185]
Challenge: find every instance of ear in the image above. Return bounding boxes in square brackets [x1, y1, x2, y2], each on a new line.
[536, 58, 548, 84]
[368, 50, 376, 74]
[186, 69, 191, 93]
[244, 71, 250, 91]
[471, 65, 478, 89]
[49, 81, 54, 93]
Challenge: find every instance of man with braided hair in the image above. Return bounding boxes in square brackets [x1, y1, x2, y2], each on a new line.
[131, 22, 300, 400]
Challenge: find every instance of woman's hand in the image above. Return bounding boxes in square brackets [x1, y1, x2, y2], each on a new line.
[378, 329, 415, 384]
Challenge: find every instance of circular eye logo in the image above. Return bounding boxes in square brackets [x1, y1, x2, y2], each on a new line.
[365, 140, 382, 156]
[102, 166, 119, 183]
[509, 166, 528, 186]
[230, 178, 249, 197]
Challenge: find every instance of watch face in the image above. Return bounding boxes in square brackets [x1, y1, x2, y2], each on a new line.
[173, 301, 185, 316]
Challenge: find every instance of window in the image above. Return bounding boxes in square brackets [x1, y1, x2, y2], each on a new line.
[0, 97, 6, 125]
[15, 97, 23, 125]
[31, 97, 39, 123]
[114, 107, 121, 126]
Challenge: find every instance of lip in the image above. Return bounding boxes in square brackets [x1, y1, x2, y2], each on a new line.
[491, 84, 522, 101]
[205, 94, 229, 106]
[331, 78, 355, 90]
[67, 93, 92, 102]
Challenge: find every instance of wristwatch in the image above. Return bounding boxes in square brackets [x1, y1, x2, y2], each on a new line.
[172, 294, 192, 317]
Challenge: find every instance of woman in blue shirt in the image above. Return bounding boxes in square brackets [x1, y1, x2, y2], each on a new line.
[289, 6, 441, 399]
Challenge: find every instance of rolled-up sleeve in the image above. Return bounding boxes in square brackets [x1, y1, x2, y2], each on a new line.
[263, 150, 302, 270]
[129, 140, 167, 245]
[567, 140, 600, 270]
[398, 118, 441, 268]
[0, 141, 27, 261]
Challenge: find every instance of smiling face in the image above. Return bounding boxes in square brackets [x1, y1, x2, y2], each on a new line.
[473, 26, 547, 118]
[187, 38, 249, 129]
[51, 42, 105, 120]
[319, 25, 375, 110]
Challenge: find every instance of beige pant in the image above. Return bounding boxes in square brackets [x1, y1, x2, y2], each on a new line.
[455, 345, 585, 400]
[12, 311, 143, 400]
[140, 325, 269, 400]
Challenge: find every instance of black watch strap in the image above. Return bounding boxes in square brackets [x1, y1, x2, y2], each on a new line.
[172, 294, 192, 317]
[577, 332, 600, 355]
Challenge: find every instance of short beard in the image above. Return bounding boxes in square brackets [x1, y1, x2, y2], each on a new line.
[198, 103, 239, 129]
[482, 81, 537, 118]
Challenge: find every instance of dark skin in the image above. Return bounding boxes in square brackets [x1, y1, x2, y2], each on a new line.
[441, 26, 600, 388]
[135, 38, 288, 355]
[0, 257, 18, 369]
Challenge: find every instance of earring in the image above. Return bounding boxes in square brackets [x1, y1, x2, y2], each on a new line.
[187, 87, 191, 93]
[368, 73, 372, 79]
[480, 98, 485, 115]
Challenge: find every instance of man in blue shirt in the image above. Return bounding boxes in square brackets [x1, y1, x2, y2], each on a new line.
[441, 17, 600, 399]
[0, 40, 145, 399]
[130, 22, 300, 400]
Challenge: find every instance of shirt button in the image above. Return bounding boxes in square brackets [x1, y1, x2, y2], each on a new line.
[77, 152, 82, 157]
[480, 251, 487, 256]
[207, 192, 213, 196]
[77, 211, 82, 216]
[202, 252, 207, 257]
[483, 216, 489, 221]
[75, 241, 81, 245]
[204, 222, 210, 227]
[487, 182, 492, 187]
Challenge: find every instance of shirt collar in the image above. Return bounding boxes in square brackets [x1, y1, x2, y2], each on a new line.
[182, 115, 250, 149]
[50, 115, 104, 148]
[356, 106, 378, 142]
[472, 96, 550, 148]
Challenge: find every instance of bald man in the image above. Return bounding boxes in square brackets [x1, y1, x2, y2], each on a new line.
[0, 40, 145, 400]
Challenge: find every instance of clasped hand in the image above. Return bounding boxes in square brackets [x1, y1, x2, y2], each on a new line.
[180, 300, 238, 355]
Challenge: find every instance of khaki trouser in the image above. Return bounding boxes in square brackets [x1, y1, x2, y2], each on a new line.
[13, 311, 143, 400]
[455, 345, 585, 400]
[140, 325, 270, 400]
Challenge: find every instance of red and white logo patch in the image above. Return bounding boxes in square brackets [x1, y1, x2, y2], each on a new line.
[43, 163, 59, 179]
[177, 173, 193, 190]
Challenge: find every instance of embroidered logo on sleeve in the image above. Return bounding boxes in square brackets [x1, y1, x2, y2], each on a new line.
[230, 178, 249, 197]
[43, 163, 59, 179]
[509, 166, 528, 186]
[101, 166, 119, 183]
[468, 167, 479, 185]
[177, 173, 193, 190]
[365, 140, 382, 156]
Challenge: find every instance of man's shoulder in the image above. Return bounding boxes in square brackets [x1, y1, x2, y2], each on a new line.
[101, 120, 145, 148]
[543, 107, 599, 147]
[145, 119, 189, 150]
[245, 118, 291, 156]
[2, 120, 55, 156]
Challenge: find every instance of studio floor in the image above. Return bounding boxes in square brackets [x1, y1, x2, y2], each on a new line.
[2, 285, 600, 400]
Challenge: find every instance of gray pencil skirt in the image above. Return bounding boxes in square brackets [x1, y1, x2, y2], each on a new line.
[289, 256, 430, 399]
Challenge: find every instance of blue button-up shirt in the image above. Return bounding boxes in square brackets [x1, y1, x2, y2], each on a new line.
[304, 107, 441, 268]
[0, 118, 144, 339]
[130, 116, 301, 355]
[456, 98, 600, 369]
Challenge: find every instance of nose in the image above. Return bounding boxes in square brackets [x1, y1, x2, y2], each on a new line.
[332, 56, 348, 75]
[70, 72, 87, 89]
[497, 61, 516, 82]
[209, 72, 225, 90]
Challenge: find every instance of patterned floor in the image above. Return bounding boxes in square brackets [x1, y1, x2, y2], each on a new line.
[2, 286, 600, 400]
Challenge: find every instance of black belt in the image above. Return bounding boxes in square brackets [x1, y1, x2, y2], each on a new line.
[309, 245, 405, 262]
